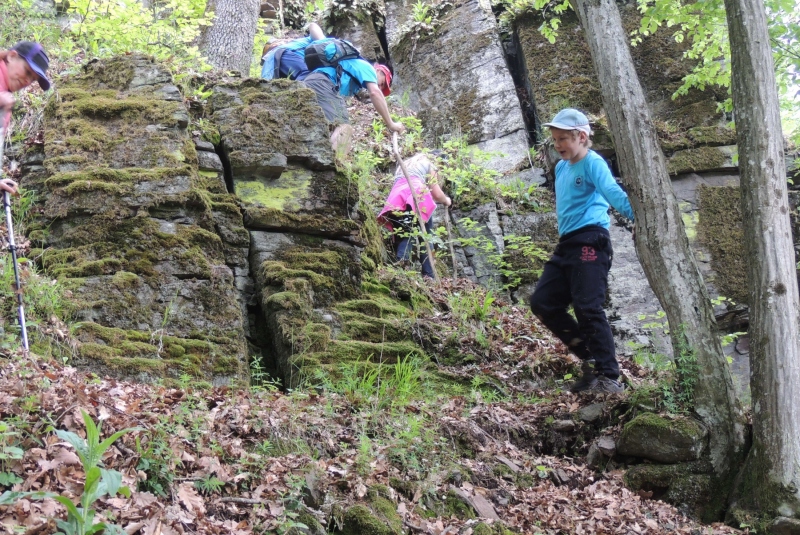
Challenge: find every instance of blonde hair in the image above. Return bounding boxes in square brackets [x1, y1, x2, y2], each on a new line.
[569, 129, 593, 148]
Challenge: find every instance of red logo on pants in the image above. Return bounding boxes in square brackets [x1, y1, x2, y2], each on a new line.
[581, 246, 597, 262]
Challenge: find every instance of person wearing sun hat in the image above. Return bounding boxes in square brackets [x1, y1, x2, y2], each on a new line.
[0, 41, 51, 196]
[529, 108, 635, 394]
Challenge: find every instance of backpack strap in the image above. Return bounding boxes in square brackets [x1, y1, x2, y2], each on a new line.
[273, 47, 286, 79]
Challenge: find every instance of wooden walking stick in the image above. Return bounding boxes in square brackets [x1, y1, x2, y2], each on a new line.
[392, 132, 439, 282]
[443, 205, 458, 281]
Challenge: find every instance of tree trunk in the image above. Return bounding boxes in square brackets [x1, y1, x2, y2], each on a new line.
[571, 0, 746, 505]
[724, 0, 800, 523]
[199, 0, 261, 75]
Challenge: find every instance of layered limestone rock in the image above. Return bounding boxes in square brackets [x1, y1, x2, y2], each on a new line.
[208, 79, 362, 241]
[386, 0, 531, 174]
[209, 79, 427, 387]
[514, 7, 733, 155]
[22, 55, 248, 383]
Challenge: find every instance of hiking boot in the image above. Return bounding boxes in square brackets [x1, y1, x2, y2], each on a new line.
[569, 359, 598, 393]
[588, 375, 624, 394]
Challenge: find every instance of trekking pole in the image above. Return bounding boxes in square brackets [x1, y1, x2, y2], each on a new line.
[392, 132, 439, 282]
[0, 113, 29, 352]
[443, 205, 458, 281]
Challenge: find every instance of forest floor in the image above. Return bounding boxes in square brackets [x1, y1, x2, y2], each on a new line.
[0, 275, 745, 535]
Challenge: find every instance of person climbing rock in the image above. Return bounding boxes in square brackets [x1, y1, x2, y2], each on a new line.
[378, 150, 451, 278]
[260, 23, 326, 82]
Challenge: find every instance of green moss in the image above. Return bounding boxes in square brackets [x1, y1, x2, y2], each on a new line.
[79, 342, 116, 360]
[725, 434, 800, 529]
[336, 298, 410, 318]
[341, 504, 397, 535]
[102, 356, 167, 374]
[294, 511, 325, 535]
[624, 461, 719, 520]
[387, 477, 417, 500]
[235, 170, 311, 211]
[361, 280, 391, 295]
[516, 472, 535, 489]
[63, 180, 126, 195]
[74, 322, 244, 381]
[316, 340, 425, 364]
[72, 56, 137, 90]
[443, 489, 476, 520]
[336, 311, 411, 343]
[213, 356, 241, 374]
[359, 208, 387, 270]
[369, 496, 402, 534]
[260, 245, 360, 305]
[244, 205, 359, 235]
[61, 96, 180, 123]
[696, 185, 748, 304]
[168, 344, 186, 358]
[264, 290, 311, 312]
[622, 412, 705, 439]
[687, 125, 737, 146]
[667, 146, 729, 175]
[117, 340, 160, 356]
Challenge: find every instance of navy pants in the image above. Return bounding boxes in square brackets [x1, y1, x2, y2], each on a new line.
[529, 226, 619, 379]
[387, 211, 435, 278]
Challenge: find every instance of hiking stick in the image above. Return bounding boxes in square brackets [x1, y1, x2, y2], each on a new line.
[0, 114, 29, 352]
[443, 205, 457, 281]
[392, 132, 439, 282]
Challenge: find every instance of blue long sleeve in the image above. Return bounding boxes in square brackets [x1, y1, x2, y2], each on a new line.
[554, 150, 634, 236]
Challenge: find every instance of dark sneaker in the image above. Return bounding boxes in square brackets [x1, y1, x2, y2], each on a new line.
[569, 359, 598, 393]
[588, 375, 624, 393]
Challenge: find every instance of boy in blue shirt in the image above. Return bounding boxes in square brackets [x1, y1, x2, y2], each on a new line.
[530, 108, 634, 394]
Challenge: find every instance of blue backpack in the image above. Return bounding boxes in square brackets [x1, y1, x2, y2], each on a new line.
[260, 37, 313, 80]
[303, 38, 365, 90]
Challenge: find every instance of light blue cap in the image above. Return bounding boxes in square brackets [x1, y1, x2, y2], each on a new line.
[543, 108, 591, 134]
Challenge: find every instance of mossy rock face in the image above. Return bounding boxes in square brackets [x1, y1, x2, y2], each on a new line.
[250, 230, 429, 386]
[25, 55, 248, 384]
[696, 185, 748, 305]
[237, 167, 363, 242]
[387, 0, 529, 172]
[515, 6, 731, 150]
[667, 145, 737, 175]
[210, 81, 334, 172]
[341, 503, 400, 535]
[624, 461, 719, 521]
[617, 413, 708, 463]
[207, 80, 364, 241]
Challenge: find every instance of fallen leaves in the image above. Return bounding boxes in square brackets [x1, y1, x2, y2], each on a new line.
[0, 284, 747, 535]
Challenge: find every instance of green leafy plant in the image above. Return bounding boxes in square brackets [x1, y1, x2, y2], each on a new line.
[371, 118, 387, 144]
[437, 137, 503, 209]
[0, 411, 139, 535]
[0, 422, 23, 487]
[195, 474, 225, 495]
[412, 0, 433, 23]
[497, 0, 570, 41]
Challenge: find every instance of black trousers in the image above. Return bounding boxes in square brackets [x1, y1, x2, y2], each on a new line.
[529, 226, 619, 379]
